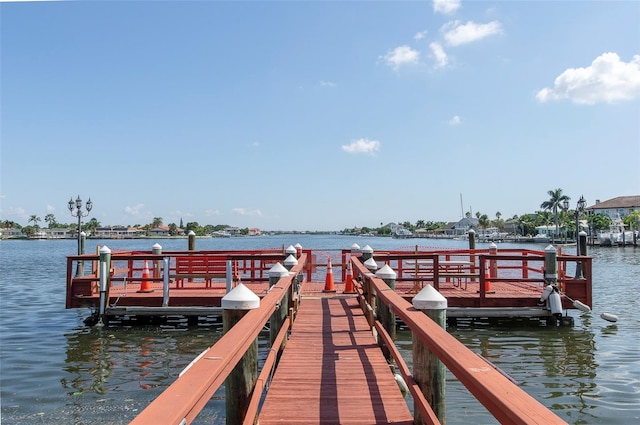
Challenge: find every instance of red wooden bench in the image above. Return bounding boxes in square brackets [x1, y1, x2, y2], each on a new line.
[172, 256, 228, 288]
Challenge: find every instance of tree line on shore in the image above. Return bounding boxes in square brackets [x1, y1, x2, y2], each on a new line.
[3, 189, 639, 238]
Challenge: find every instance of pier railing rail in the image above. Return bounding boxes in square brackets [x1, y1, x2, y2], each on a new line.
[351, 256, 568, 424]
[128, 254, 304, 425]
[65, 248, 288, 309]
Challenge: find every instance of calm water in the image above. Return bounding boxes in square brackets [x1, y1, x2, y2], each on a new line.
[1, 235, 638, 424]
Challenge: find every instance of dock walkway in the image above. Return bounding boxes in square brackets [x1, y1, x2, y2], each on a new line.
[258, 295, 413, 425]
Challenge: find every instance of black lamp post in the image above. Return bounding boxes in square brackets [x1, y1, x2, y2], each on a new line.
[69, 195, 92, 276]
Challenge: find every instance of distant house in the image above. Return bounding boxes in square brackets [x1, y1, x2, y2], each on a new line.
[446, 217, 479, 236]
[586, 196, 640, 220]
[0, 228, 25, 239]
[248, 228, 261, 236]
[96, 226, 143, 238]
[44, 228, 73, 239]
[149, 225, 170, 237]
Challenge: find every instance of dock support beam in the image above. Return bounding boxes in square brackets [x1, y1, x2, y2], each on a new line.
[413, 285, 447, 424]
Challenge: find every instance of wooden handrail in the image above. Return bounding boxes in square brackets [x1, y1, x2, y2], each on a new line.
[351, 257, 567, 425]
[129, 255, 305, 425]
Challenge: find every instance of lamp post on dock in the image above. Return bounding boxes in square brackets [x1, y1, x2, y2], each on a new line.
[69, 195, 92, 276]
[564, 196, 586, 278]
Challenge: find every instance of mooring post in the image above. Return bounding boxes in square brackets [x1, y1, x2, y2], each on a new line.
[468, 229, 476, 281]
[187, 230, 195, 251]
[468, 228, 476, 249]
[361, 244, 373, 262]
[268, 263, 290, 347]
[77, 231, 87, 276]
[152, 243, 162, 279]
[162, 257, 170, 307]
[222, 284, 260, 425]
[285, 244, 297, 260]
[576, 231, 587, 279]
[412, 284, 447, 424]
[544, 244, 558, 287]
[98, 245, 111, 325]
[375, 265, 397, 359]
[489, 242, 498, 278]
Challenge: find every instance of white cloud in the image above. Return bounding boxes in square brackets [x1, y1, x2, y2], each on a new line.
[433, 0, 461, 15]
[124, 204, 146, 216]
[320, 80, 336, 88]
[430, 42, 448, 68]
[414, 30, 428, 41]
[381, 45, 420, 70]
[46, 204, 55, 212]
[443, 20, 503, 46]
[449, 115, 462, 125]
[341, 138, 381, 155]
[205, 209, 221, 216]
[536, 53, 640, 105]
[232, 208, 262, 217]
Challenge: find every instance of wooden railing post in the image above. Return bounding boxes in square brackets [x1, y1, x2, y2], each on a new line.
[269, 263, 290, 347]
[375, 265, 397, 360]
[412, 284, 448, 424]
[222, 284, 260, 425]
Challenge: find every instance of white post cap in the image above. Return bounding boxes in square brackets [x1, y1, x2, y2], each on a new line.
[284, 254, 298, 267]
[364, 257, 378, 270]
[269, 262, 290, 278]
[286, 245, 297, 254]
[375, 264, 397, 280]
[100, 245, 111, 254]
[361, 245, 373, 253]
[222, 283, 260, 310]
[413, 284, 447, 310]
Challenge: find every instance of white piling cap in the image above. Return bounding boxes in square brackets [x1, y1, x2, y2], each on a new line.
[375, 264, 397, 280]
[222, 283, 260, 310]
[100, 245, 111, 254]
[468, 229, 475, 234]
[188, 230, 195, 236]
[413, 284, 448, 310]
[284, 254, 298, 266]
[545, 244, 557, 253]
[361, 245, 373, 253]
[286, 245, 297, 254]
[489, 242, 498, 249]
[364, 257, 378, 270]
[152, 243, 162, 250]
[351, 243, 361, 250]
[294, 243, 303, 250]
[269, 262, 290, 277]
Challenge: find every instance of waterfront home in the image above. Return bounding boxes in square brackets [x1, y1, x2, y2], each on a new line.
[587, 195, 640, 220]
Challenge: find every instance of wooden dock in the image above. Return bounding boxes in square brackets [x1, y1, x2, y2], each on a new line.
[258, 296, 414, 424]
[125, 249, 572, 425]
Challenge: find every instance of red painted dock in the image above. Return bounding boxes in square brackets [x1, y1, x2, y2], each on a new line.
[258, 295, 414, 425]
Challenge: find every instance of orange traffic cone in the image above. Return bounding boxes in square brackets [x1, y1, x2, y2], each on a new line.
[323, 258, 336, 292]
[343, 261, 356, 294]
[138, 260, 154, 293]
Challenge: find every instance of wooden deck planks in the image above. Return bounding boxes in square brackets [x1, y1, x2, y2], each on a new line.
[258, 297, 414, 425]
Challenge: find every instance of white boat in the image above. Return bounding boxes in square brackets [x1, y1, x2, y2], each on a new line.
[597, 216, 634, 246]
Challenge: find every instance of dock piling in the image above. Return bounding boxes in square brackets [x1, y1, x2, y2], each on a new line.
[222, 284, 260, 425]
[412, 284, 448, 424]
[98, 246, 111, 325]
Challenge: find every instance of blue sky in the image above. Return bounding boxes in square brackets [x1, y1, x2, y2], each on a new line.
[1, 0, 639, 231]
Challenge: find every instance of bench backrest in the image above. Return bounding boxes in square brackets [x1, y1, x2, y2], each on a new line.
[175, 256, 227, 275]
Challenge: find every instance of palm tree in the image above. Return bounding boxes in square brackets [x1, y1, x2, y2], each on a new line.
[44, 214, 56, 228]
[28, 215, 41, 230]
[540, 188, 570, 238]
[152, 217, 163, 228]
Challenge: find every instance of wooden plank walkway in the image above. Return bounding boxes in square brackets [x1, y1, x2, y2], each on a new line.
[258, 295, 414, 425]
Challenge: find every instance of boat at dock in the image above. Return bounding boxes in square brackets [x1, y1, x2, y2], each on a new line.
[597, 215, 635, 246]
